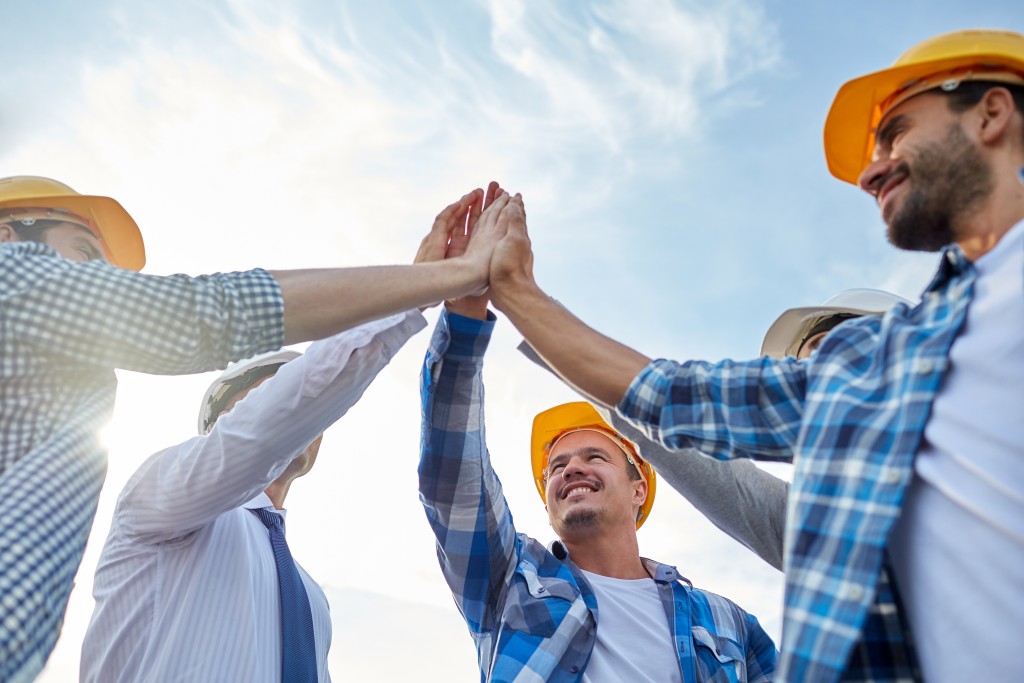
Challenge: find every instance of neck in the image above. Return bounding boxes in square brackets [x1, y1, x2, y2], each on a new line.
[263, 478, 292, 510]
[560, 526, 648, 579]
[956, 165, 1024, 261]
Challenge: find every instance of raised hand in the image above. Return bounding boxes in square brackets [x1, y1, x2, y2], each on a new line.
[445, 181, 503, 319]
[488, 193, 536, 312]
[414, 188, 484, 266]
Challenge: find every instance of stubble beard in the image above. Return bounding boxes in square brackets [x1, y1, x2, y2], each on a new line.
[886, 123, 994, 252]
[560, 508, 601, 531]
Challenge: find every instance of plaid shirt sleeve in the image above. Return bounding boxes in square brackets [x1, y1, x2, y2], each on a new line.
[418, 308, 519, 641]
[617, 356, 809, 462]
[1, 242, 283, 374]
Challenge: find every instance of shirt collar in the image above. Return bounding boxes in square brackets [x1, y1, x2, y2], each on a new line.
[925, 243, 973, 294]
[548, 540, 688, 586]
[243, 491, 278, 513]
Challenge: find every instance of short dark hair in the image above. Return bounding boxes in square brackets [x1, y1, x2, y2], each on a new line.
[625, 457, 642, 482]
[941, 81, 1024, 143]
[2, 218, 66, 243]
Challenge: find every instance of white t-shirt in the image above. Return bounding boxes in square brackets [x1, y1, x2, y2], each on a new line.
[580, 569, 682, 682]
[889, 219, 1024, 683]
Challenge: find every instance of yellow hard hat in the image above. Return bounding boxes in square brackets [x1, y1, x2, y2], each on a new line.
[824, 29, 1024, 184]
[531, 402, 656, 529]
[0, 176, 145, 270]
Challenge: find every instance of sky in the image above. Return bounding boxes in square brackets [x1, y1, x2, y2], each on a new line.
[3, 0, 1021, 680]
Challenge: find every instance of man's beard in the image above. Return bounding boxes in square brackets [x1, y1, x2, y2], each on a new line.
[886, 123, 993, 252]
[559, 508, 601, 531]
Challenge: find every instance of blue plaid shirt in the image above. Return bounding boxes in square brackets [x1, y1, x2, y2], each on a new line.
[0, 242, 283, 681]
[419, 309, 778, 683]
[617, 246, 993, 683]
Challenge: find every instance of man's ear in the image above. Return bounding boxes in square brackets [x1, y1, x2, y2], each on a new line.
[0, 223, 19, 243]
[633, 477, 648, 506]
[976, 86, 1019, 146]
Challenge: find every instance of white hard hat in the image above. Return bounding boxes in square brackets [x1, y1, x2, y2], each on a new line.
[760, 288, 912, 358]
[197, 349, 301, 434]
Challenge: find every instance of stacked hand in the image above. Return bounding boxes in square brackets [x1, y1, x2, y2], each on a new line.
[415, 181, 536, 319]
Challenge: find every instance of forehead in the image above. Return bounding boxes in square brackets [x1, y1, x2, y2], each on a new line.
[548, 430, 626, 462]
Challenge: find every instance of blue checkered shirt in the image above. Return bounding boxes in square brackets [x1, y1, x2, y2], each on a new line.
[0, 242, 284, 681]
[419, 309, 778, 682]
[617, 247, 993, 682]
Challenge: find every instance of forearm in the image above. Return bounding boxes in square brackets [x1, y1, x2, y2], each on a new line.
[604, 410, 787, 571]
[4, 249, 283, 373]
[419, 311, 517, 630]
[273, 258, 484, 344]
[493, 280, 650, 406]
[123, 312, 425, 540]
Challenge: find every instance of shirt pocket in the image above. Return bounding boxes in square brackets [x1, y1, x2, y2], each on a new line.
[500, 562, 579, 638]
[692, 625, 746, 683]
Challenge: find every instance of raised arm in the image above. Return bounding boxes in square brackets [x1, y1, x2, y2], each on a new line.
[418, 308, 519, 638]
[119, 311, 425, 542]
[0, 189, 507, 374]
[602, 409, 788, 571]
[490, 196, 806, 460]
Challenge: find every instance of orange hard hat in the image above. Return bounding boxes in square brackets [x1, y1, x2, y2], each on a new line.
[0, 175, 145, 270]
[824, 29, 1024, 184]
[531, 402, 656, 529]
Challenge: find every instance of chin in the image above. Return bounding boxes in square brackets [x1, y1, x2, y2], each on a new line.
[557, 508, 601, 532]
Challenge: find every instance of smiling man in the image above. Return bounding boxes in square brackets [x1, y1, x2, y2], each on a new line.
[418, 298, 777, 682]
[482, 29, 1024, 683]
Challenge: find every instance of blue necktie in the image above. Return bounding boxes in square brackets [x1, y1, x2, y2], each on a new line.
[252, 507, 318, 683]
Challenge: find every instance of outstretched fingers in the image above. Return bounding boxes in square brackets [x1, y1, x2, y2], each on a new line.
[415, 188, 483, 264]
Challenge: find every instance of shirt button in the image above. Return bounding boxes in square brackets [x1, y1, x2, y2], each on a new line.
[570, 665, 579, 673]
[845, 585, 864, 601]
[918, 359, 935, 374]
[883, 469, 901, 485]
[537, 586, 546, 593]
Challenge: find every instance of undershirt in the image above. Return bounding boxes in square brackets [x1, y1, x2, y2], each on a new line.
[889, 219, 1024, 683]
[580, 569, 682, 682]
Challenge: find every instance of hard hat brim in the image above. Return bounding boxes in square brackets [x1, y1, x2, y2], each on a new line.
[760, 305, 875, 358]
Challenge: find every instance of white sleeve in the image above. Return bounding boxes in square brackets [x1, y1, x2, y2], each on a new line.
[118, 310, 427, 542]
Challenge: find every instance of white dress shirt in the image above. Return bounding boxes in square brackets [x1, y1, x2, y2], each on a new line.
[80, 311, 426, 683]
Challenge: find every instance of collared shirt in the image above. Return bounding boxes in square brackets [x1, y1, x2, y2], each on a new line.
[81, 311, 426, 683]
[617, 228, 1024, 682]
[0, 242, 284, 683]
[419, 309, 778, 683]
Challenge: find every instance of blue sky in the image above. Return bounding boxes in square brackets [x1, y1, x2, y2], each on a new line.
[4, 1, 1021, 680]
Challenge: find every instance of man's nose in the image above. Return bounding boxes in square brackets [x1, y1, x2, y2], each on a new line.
[858, 156, 896, 198]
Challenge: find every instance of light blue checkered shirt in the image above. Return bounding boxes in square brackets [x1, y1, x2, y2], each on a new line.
[0, 241, 283, 681]
[618, 245, 999, 682]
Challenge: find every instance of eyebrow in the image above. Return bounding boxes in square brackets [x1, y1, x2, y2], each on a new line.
[548, 446, 613, 469]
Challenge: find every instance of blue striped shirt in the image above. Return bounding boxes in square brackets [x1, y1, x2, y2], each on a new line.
[419, 309, 778, 682]
[618, 244, 998, 682]
[0, 242, 283, 682]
